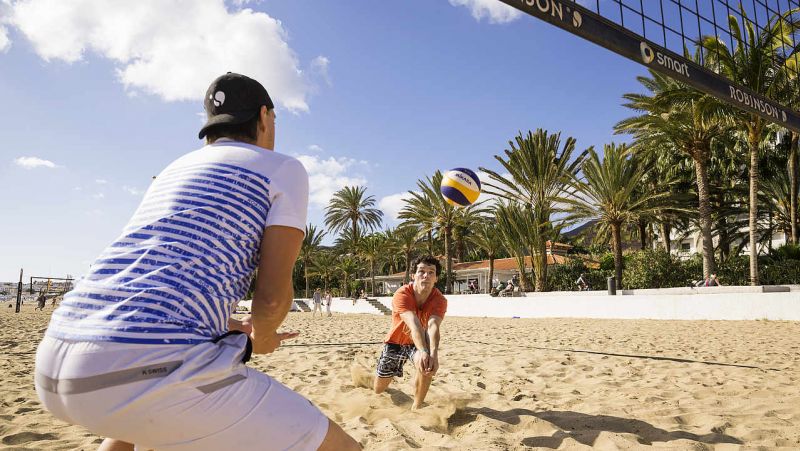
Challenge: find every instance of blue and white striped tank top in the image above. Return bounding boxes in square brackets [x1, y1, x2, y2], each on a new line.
[46, 141, 309, 344]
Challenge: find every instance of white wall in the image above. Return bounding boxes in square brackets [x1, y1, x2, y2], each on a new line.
[332, 290, 800, 321]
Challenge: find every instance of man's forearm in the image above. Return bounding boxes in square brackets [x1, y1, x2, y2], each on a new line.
[426, 325, 440, 355]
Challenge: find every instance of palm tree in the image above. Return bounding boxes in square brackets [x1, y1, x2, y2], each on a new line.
[300, 224, 325, 298]
[359, 233, 388, 295]
[565, 143, 673, 288]
[616, 68, 732, 278]
[480, 129, 586, 291]
[468, 215, 504, 293]
[700, 7, 800, 284]
[391, 224, 422, 284]
[311, 251, 338, 292]
[338, 255, 360, 298]
[399, 172, 484, 293]
[324, 186, 383, 253]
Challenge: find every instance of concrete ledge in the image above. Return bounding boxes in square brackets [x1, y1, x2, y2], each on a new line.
[353, 291, 800, 321]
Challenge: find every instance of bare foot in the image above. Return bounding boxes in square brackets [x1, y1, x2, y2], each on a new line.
[350, 363, 374, 389]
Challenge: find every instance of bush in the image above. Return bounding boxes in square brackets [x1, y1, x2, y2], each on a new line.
[623, 249, 694, 289]
[760, 259, 800, 285]
[716, 256, 748, 286]
[598, 253, 615, 271]
[546, 260, 589, 291]
[769, 243, 800, 261]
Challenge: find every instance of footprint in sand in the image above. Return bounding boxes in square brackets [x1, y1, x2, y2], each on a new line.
[2, 432, 58, 445]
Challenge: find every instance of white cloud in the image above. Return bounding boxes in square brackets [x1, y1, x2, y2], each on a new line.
[294, 154, 368, 208]
[0, 0, 10, 53]
[307, 144, 323, 152]
[14, 156, 57, 169]
[379, 192, 413, 223]
[449, 0, 522, 24]
[95, 178, 108, 185]
[92, 192, 105, 199]
[122, 185, 142, 196]
[310, 55, 331, 86]
[7, 0, 318, 112]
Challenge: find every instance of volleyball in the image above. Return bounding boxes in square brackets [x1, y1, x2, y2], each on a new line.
[440, 168, 481, 207]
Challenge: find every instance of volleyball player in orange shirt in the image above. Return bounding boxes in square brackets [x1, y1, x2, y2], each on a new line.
[373, 255, 447, 409]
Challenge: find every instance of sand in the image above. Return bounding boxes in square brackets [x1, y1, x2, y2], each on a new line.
[2, 303, 799, 450]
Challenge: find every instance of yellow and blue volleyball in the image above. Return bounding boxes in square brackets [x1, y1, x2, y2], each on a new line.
[440, 168, 481, 207]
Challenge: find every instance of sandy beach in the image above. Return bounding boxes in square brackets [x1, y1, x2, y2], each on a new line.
[2, 304, 799, 450]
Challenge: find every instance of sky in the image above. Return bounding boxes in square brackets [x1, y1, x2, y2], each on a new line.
[0, 0, 652, 283]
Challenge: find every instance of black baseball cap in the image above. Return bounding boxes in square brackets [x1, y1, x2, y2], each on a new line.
[198, 72, 274, 139]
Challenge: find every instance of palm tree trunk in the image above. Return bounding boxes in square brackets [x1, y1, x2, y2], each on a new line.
[352, 218, 359, 253]
[660, 222, 671, 253]
[404, 251, 411, 284]
[693, 155, 716, 278]
[790, 132, 798, 244]
[638, 219, 647, 250]
[370, 260, 375, 296]
[719, 218, 730, 262]
[488, 256, 494, 294]
[748, 128, 760, 285]
[535, 241, 547, 292]
[304, 263, 309, 298]
[611, 221, 623, 289]
[444, 227, 453, 294]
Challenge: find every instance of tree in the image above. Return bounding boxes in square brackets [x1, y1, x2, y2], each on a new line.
[311, 251, 338, 292]
[359, 233, 388, 296]
[300, 224, 325, 298]
[566, 143, 672, 288]
[480, 129, 586, 291]
[616, 68, 732, 277]
[324, 186, 383, 253]
[467, 215, 503, 293]
[338, 255, 360, 298]
[391, 224, 422, 284]
[700, 7, 800, 284]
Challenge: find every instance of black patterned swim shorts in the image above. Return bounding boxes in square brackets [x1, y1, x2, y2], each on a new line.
[375, 343, 417, 378]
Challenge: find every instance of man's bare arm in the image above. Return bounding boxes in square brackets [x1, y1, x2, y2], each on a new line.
[399, 311, 430, 352]
[250, 225, 303, 353]
[426, 316, 442, 355]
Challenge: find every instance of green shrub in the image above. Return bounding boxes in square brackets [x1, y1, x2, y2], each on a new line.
[768, 244, 800, 261]
[760, 259, 800, 285]
[623, 249, 694, 289]
[546, 259, 589, 291]
[598, 253, 615, 271]
[716, 256, 748, 286]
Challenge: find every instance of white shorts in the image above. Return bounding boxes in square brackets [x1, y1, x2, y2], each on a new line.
[35, 334, 328, 450]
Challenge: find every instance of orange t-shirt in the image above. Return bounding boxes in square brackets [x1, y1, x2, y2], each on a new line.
[384, 284, 447, 345]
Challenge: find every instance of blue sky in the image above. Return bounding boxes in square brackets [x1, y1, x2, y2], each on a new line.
[0, 0, 651, 282]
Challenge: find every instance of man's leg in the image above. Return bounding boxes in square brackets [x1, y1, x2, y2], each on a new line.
[373, 376, 393, 394]
[412, 373, 433, 409]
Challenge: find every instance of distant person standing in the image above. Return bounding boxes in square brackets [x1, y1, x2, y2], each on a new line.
[372, 255, 447, 410]
[324, 290, 333, 317]
[312, 288, 323, 317]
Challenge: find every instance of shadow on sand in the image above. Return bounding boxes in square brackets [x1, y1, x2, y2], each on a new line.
[449, 407, 742, 448]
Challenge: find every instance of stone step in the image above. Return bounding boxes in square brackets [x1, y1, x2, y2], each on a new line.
[365, 298, 391, 315]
